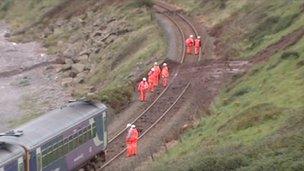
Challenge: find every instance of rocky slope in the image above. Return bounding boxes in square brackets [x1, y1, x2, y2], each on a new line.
[0, 0, 167, 122]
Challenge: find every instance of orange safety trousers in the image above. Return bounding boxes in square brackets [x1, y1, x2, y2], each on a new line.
[161, 66, 169, 87]
[126, 128, 139, 157]
[195, 47, 200, 55]
[194, 39, 201, 55]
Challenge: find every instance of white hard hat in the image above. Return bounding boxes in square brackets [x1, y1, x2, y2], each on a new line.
[154, 62, 158, 65]
[143, 77, 147, 81]
[126, 123, 132, 128]
[190, 35, 193, 38]
[131, 125, 136, 128]
[151, 68, 155, 71]
[163, 63, 167, 66]
[197, 36, 201, 39]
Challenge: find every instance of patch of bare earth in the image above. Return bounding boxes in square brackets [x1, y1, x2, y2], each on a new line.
[104, 2, 304, 170]
[106, 59, 249, 171]
[0, 22, 71, 131]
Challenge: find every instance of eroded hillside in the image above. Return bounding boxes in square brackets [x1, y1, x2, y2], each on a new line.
[141, 0, 304, 170]
[0, 0, 167, 124]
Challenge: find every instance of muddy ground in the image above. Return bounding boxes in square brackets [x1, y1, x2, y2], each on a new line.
[0, 22, 70, 132]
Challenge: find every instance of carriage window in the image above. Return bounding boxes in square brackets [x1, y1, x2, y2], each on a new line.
[62, 138, 69, 155]
[41, 123, 96, 168]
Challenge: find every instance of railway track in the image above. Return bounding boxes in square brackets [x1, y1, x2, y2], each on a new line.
[94, 1, 206, 170]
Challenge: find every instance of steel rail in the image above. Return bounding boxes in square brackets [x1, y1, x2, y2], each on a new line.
[98, 82, 191, 170]
[107, 1, 188, 145]
[154, 2, 203, 62]
[155, 10, 186, 63]
[96, 2, 201, 170]
[107, 7, 188, 145]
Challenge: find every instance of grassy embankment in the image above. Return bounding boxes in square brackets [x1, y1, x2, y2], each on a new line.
[147, 0, 304, 170]
[87, 2, 166, 112]
[0, 0, 166, 122]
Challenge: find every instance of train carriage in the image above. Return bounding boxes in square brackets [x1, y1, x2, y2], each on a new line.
[0, 101, 107, 171]
[0, 143, 24, 171]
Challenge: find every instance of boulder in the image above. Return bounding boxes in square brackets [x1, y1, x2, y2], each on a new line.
[74, 76, 85, 84]
[75, 54, 89, 64]
[88, 86, 96, 92]
[71, 64, 85, 74]
[4, 32, 11, 38]
[55, 57, 65, 64]
[63, 48, 74, 58]
[64, 58, 74, 65]
[61, 78, 73, 87]
[61, 64, 72, 71]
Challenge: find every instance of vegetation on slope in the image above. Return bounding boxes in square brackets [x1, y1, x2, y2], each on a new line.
[166, 0, 304, 59]
[145, 0, 304, 170]
[0, 0, 166, 114]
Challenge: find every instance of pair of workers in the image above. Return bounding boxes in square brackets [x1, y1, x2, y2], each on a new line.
[185, 35, 201, 55]
[126, 123, 139, 157]
[137, 62, 170, 102]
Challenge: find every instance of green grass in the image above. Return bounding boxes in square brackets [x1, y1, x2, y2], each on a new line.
[144, 1, 304, 168]
[146, 33, 304, 170]
[165, 0, 304, 59]
[0, 0, 62, 29]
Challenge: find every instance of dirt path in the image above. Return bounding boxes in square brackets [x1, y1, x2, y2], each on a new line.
[0, 22, 70, 132]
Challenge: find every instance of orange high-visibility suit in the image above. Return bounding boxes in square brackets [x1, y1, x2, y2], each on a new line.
[126, 128, 133, 157]
[185, 37, 194, 54]
[194, 38, 201, 55]
[148, 70, 157, 92]
[137, 80, 149, 102]
[161, 66, 169, 87]
[153, 65, 161, 86]
[130, 128, 139, 155]
[126, 127, 139, 157]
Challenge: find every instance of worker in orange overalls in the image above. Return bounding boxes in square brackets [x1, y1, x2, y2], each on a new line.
[130, 124, 139, 156]
[148, 68, 157, 92]
[185, 35, 194, 54]
[126, 123, 132, 157]
[161, 63, 169, 87]
[194, 36, 202, 55]
[137, 77, 149, 102]
[153, 62, 161, 86]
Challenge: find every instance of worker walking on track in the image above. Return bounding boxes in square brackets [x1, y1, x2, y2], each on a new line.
[194, 36, 202, 55]
[137, 78, 149, 102]
[185, 35, 194, 54]
[153, 62, 161, 86]
[126, 123, 132, 157]
[161, 63, 169, 87]
[148, 68, 157, 92]
[130, 125, 139, 156]
[126, 124, 139, 157]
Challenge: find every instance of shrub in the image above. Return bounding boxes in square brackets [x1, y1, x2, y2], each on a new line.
[280, 51, 300, 60]
[98, 82, 134, 112]
[248, 13, 300, 50]
[0, 0, 13, 11]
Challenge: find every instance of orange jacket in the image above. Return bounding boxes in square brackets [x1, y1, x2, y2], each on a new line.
[161, 66, 169, 78]
[138, 81, 149, 92]
[154, 66, 161, 77]
[148, 71, 157, 83]
[185, 38, 194, 47]
[129, 128, 139, 143]
[194, 39, 201, 47]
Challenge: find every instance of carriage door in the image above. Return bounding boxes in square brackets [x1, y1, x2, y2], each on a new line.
[102, 111, 107, 147]
[36, 148, 42, 171]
